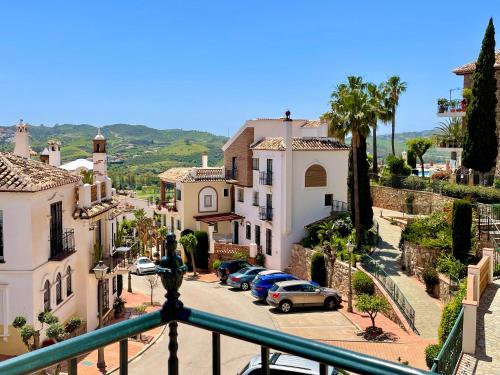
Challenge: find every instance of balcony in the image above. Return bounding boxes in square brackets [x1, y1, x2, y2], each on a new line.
[225, 168, 238, 181]
[49, 229, 75, 261]
[330, 200, 349, 214]
[0, 285, 430, 375]
[259, 206, 273, 221]
[437, 98, 467, 118]
[259, 171, 273, 186]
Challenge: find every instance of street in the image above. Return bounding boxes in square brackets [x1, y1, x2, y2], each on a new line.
[128, 274, 276, 374]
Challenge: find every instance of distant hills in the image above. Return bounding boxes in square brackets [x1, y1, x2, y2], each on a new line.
[0, 123, 447, 186]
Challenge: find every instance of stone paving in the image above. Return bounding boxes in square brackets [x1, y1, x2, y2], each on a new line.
[371, 207, 442, 340]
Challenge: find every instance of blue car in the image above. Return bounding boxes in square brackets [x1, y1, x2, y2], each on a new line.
[227, 266, 266, 291]
[251, 273, 299, 301]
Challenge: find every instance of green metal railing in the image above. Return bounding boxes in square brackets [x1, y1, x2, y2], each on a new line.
[0, 307, 432, 375]
[430, 307, 464, 375]
[363, 254, 417, 332]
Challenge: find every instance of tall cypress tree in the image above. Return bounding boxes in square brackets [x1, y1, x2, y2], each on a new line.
[462, 18, 498, 175]
[349, 136, 373, 232]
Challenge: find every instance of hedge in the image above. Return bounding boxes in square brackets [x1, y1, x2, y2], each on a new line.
[438, 282, 466, 344]
[311, 252, 327, 287]
[452, 200, 472, 262]
[352, 271, 374, 296]
[440, 182, 500, 203]
[425, 344, 442, 369]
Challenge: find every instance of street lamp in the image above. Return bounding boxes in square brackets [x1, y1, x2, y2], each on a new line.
[92, 260, 108, 373]
[346, 242, 355, 313]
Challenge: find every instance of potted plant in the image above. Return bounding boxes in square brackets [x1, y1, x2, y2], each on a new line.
[462, 88, 472, 111]
[423, 266, 439, 294]
[437, 98, 448, 113]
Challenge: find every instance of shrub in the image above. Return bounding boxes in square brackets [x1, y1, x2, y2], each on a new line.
[212, 259, 221, 270]
[425, 344, 442, 369]
[194, 231, 209, 269]
[46, 323, 66, 342]
[401, 211, 452, 250]
[233, 251, 247, 261]
[39, 312, 58, 325]
[495, 179, 500, 189]
[384, 155, 411, 176]
[440, 183, 500, 203]
[452, 200, 472, 262]
[355, 294, 390, 328]
[431, 170, 451, 181]
[332, 216, 354, 238]
[255, 253, 265, 266]
[12, 316, 26, 329]
[423, 267, 439, 293]
[402, 176, 428, 191]
[438, 282, 466, 344]
[65, 316, 82, 334]
[20, 325, 36, 346]
[134, 304, 147, 315]
[407, 149, 417, 169]
[310, 251, 327, 287]
[404, 193, 415, 214]
[436, 253, 467, 278]
[353, 271, 375, 296]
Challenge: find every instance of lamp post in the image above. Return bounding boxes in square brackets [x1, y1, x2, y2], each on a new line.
[346, 242, 354, 313]
[93, 260, 109, 373]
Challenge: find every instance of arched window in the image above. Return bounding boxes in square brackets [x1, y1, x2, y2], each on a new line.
[44, 280, 51, 311]
[56, 273, 62, 304]
[198, 186, 218, 212]
[66, 266, 72, 296]
[305, 164, 327, 187]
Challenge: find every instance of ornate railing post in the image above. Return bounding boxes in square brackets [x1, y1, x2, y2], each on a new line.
[157, 233, 187, 375]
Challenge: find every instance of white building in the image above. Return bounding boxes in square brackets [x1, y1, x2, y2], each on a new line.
[222, 114, 349, 270]
[0, 125, 121, 356]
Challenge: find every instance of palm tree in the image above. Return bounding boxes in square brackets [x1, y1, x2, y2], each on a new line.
[327, 76, 373, 248]
[433, 118, 464, 148]
[367, 83, 390, 174]
[156, 226, 168, 257]
[383, 76, 407, 155]
[179, 233, 198, 275]
[80, 169, 93, 184]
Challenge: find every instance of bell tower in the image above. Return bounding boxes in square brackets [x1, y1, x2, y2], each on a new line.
[92, 128, 107, 182]
[13, 119, 30, 158]
[48, 140, 61, 167]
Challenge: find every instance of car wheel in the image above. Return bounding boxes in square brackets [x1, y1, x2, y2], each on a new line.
[241, 282, 250, 291]
[279, 300, 293, 313]
[325, 297, 338, 310]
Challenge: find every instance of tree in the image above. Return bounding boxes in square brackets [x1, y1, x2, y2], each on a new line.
[311, 252, 327, 287]
[327, 76, 374, 248]
[452, 200, 472, 262]
[157, 226, 168, 257]
[355, 294, 390, 328]
[433, 118, 464, 148]
[462, 18, 498, 183]
[80, 169, 94, 184]
[143, 275, 160, 305]
[367, 83, 390, 174]
[179, 233, 198, 275]
[383, 76, 407, 156]
[406, 138, 433, 177]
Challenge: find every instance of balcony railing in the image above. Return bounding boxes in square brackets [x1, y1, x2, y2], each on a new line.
[331, 200, 348, 214]
[259, 170, 273, 186]
[225, 168, 238, 181]
[49, 229, 75, 261]
[259, 206, 273, 221]
[437, 98, 467, 117]
[0, 288, 432, 375]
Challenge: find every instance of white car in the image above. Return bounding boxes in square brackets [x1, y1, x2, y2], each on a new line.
[131, 257, 156, 275]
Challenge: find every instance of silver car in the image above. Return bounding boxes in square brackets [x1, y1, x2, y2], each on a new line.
[238, 352, 338, 374]
[266, 280, 342, 313]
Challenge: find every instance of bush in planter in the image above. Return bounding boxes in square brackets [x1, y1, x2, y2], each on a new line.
[310, 251, 327, 287]
[255, 253, 265, 266]
[425, 344, 442, 369]
[212, 259, 221, 270]
[436, 253, 467, 279]
[353, 271, 374, 296]
[65, 316, 82, 335]
[452, 200, 472, 262]
[423, 266, 439, 293]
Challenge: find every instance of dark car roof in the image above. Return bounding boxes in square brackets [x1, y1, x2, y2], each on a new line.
[221, 260, 248, 266]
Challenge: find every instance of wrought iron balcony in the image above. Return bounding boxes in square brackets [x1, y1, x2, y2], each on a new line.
[259, 170, 273, 186]
[259, 206, 273, 221]
[225, 168, 238, 181]
[49, 229, 75, 261]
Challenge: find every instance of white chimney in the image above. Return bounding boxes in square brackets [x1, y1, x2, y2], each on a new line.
[282, 110, 293, 235]
[13, 119, 30, 158]
[48, 140, 61, 167]
[202, 151, 208, 168]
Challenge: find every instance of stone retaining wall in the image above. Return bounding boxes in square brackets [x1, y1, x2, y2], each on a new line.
[401, 241, 442, 282]
[371, 185, 454, 214]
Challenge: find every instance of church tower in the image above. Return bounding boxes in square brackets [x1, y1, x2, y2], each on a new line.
[92, 128, 107, 182]
[13, 119, 30, 158]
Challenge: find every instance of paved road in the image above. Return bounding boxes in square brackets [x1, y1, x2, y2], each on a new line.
[128, 275, 276, 375]
[371, 207, 442, 339]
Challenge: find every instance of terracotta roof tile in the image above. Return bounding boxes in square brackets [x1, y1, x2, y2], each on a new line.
[250, 137, 349, 151]
[0, 152, 81, 192]
[73, 198, 119, 219]
[453, 50, 500, 75]
[158, 167, 226, 183]
[300, 120, 326, 128]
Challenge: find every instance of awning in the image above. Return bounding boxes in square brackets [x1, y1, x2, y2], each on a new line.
[193, 212, 244, 225]
[114, 246, 131, 253]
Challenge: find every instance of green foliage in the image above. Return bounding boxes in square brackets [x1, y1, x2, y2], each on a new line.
[355, 294, 391, 328]
[406, 149, 417, 168]
[401, 211, 452, 250]
[212, 260, 221, 270]
[422, 266, 439, 293]
[452, 200, 472, 262]
[383, 154, 411, 176]
[402, 175, 428, 191]
[194, 231, 209, 269]
[93, 242, 103, 264]
[436, 253, 467, 278]
[38, 311, 58, 325]
[462, 18, 498, 173]
[113, 297, 126, 317]
[255, 253, 265, 266]
[46, 323, 66, 342]
[134, 304, 147, 315]
[64, 317, 83, 334]
[440, 182, 500, 203]
[425, 344, 442, 369]
[406, 137, 433, 176]
[494, 179, 500, 189]
[352, 271, 375, 296]
[12, 316, 27, 329]
[404, 193, 415, 214]
[310, 251, 327, 287]
[20, 325, 36, 346]
[232, 251, 247, 261]
[180, 229, 194, 237]
[438, 282, 466, 344]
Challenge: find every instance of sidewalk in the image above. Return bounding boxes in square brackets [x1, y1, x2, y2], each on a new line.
[371, 207, 442, 340]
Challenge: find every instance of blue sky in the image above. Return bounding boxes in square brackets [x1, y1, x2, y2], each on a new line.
[0, 1, 498, 136]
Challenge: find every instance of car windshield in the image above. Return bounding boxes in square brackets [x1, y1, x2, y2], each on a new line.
[239, 267, 250, 274]
[138, 259, 151, 264]
[269, 284, 279, 292]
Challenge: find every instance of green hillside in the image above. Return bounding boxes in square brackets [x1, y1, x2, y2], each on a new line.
[0, 123, 228, 187]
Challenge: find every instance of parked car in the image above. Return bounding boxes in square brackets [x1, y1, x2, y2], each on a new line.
[227, 266, 266, 290]
[238, 352, 338, 374]
[131, 256, 156, 275]
[266, 280, 342, 313]
[250, 273, 299, 301]
[217, 260, 252, 282]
